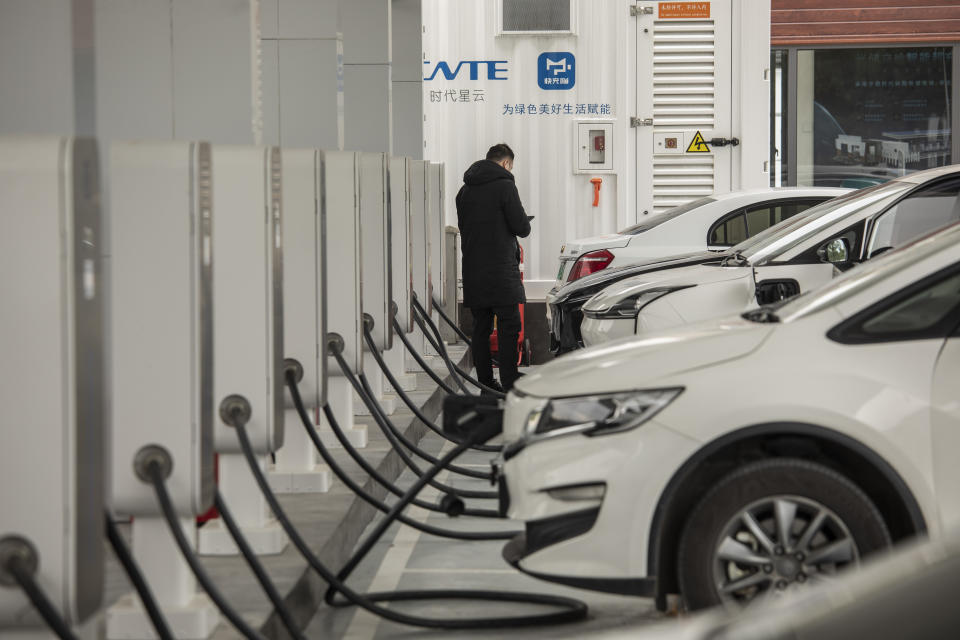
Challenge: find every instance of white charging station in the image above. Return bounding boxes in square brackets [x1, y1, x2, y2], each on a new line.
[196, 145, 288, 556]
[269, 148, 332, 494]
[428, 162, 446, 310]
[408, 160, 433, 363]
[356, 152, 397, 416]
[0, 137, 105, 633]
[422, 162, 446, 359]
[320, 151, 367, 448]
[383, 155, 418, 391]
[107, 141, 218, 639]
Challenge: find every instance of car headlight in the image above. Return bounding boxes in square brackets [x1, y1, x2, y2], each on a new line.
[583, 286, 692, 320]
[524, 388, 683, 440]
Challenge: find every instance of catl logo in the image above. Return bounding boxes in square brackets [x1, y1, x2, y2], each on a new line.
[423, 59, 509, 81]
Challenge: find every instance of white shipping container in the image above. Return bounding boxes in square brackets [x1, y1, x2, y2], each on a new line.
[422, 0, 770, 300]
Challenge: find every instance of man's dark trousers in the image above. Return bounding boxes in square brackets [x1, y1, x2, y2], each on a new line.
[471, 305, 521, 391]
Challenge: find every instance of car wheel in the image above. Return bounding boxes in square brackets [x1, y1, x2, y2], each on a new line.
[677, 458, 891, 611]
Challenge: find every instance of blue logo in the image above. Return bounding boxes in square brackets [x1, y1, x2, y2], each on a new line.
[538, 52, 575, 90]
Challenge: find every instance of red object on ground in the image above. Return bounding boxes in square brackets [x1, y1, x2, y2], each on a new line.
[490, 245, 526, 366]
[567, 248, 614, 282]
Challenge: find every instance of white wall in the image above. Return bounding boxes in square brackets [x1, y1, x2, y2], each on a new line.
[422, 0, 632, 300]
[261, 0, 344, 149]
[422, 0, 770, 301]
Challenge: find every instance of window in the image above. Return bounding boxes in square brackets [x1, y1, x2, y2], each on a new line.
[829, 266, 960, 344]
[708, 199, 824, 247]
[710, 214, 747, 246]
[501, 0, 572, 33]
[868, 178, 960, 257]
[795, 47, 952, 187]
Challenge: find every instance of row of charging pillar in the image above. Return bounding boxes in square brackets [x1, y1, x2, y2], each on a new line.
[0, 136, 455, 637]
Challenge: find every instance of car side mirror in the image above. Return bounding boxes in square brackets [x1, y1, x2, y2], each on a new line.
[817, 237, 850, 264]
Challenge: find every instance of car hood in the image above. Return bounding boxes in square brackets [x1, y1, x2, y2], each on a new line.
[560, 233, 631, 257]
[515, 316, 774, 398]
[550, 250, 721, 303]
[582, 263, 751, 311]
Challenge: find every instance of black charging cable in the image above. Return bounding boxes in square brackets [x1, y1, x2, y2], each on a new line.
[334, 343, 491, 483]
[412, 297, 506, 398]
[0, 537, 77, 640]
[391, 315, 461, 395]
[288, 364, 510, 535]
[213, 490, 305, 640]
[430, 294, 475, 347]
[227, 387, 588, 629]
[363, 325, 501, 453]
[104, 514, 175, 640]
[409, 297, 471, 395]
[300, 351, 496, 516]
[136, 447, 266, 640]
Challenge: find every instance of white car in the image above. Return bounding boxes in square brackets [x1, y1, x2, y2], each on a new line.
[500, 221, 960, 611]
[546, 188, 848, 353]
[553, 187, 848, 285]
[580, 166, 960, 347]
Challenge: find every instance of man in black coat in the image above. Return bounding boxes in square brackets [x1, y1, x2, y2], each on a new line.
[456, 143, 531, 392]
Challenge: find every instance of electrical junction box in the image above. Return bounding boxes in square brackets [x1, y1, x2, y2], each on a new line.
[0, 137, 105, 628]
[654, 131, 688, 154]
[359, 152, 393, 352]
[575, 121, 614, 173]
[389, 156, 415, 334]
[281, 148, 327, 408]
[210, 145, 284, 455]
[428, 162, 446, 307]
[409, 160, 433, 317]
[110, 140, 214, 517]
[322, 151, 364, 374]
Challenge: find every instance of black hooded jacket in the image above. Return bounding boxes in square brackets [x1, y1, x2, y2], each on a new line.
[456, 159, 531, 308]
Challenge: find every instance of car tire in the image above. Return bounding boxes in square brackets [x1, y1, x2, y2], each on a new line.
[677, 457, 891, 611]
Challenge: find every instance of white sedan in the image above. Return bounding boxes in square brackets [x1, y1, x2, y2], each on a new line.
[500, 221, 960, 611]
[580, 165, 960, 346]
[553, 187, 847, 285]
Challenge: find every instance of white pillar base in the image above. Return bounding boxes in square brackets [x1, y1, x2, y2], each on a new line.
[383, 343, 418, 390]
[107, 517, 219, 640]
[107, 593, 219, 640]
[197, 455, 287, 555]
[269, 408, 331, 493]
[353, 363, 397, 415]
[320, 376, 368, 448]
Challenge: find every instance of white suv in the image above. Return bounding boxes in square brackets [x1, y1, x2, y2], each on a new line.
[580, 166, 960, 347]
[500, 222, 960, 611]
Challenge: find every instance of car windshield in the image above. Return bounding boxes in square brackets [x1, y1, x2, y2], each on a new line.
[777, 222, 960, 322]
[618, 197, 716, 235]
[732, 181, 912, 264]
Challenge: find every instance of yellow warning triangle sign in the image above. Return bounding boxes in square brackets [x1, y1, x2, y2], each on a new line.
[686, 131, 711, 153]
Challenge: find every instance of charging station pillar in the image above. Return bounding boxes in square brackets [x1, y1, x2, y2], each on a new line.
[407, 159, 437, 369]
[269, 148, 331, 493]
[106, 141, 218, 639]
[0, 137, 105, 636]
[319, 150, 367, 449]
[356, 152, 397, 416]
[384, 155, 418, 391]
[197, 145, 288, 556]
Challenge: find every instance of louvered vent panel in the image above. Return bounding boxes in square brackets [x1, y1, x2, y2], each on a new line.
[653, 156, 715, 214]
[652, 19, 716, 213]
[652, 20, 715, 128]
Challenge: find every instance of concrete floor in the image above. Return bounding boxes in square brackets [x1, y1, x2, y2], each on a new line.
[305, 437, 666, 640]
[95, 348, 671, 639]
